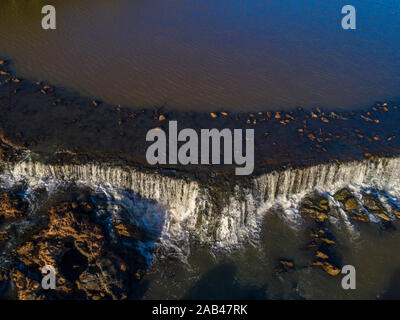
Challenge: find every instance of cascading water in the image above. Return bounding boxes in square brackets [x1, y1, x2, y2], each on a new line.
[1, 155, 400, 253]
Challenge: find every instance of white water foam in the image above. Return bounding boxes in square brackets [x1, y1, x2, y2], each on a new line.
[1, 156, 400, 257]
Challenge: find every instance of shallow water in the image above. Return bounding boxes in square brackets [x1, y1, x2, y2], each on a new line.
[141, 211, 400, 300]
[0, 0, 399, 111]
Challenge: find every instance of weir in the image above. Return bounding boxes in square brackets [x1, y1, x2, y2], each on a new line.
[1, 156, 400, 249]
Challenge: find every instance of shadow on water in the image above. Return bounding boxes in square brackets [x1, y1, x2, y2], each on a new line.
[183, 263, 267, 300]
[379, 267, 400, 300]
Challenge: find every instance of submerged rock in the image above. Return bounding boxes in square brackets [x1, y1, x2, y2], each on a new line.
[306, 225, 341, 277]
[312, 260, 341, 276]
[279, 260, 295, 269]
[273, 259, 295, 276]
[315, 250, 329, 260]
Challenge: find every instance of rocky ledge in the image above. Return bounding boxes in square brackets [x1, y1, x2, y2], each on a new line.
[0, 186, 148, 300]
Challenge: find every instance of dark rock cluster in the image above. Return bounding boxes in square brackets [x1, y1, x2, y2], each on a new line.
[276, 188, 399, 278]
[0, 188, 148, 300]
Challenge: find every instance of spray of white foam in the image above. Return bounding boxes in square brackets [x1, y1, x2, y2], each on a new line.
[1, 156, 400, 258]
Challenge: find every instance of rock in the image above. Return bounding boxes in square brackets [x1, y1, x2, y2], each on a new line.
[334, 188, 352, 202]
[279, 260, 294, 269]
[391, 208, 400, 219]
[273, 259, 295, 276]
[0, 230, 10, 243]
[77, 256, 127, 300]
[334, 188, 370, 222]
[299, 194, 330, 222]
[273, 267, 285, 276]
[307, 133, 315, 141]
[11, 269, 43, 300]
[308, 227, 336, 247]
[312, 261, 341, 276]
[13, 201, 129, 300]
[310, 228, 325, 239]
[79, 201, 94, 213]
[0, 140, 20, 162]
[316, 251, 329, 259]
[115, 223, 132, 238]
[344, 198, 359, 211]
[114, 220, 146, 242]
[320, 237, 336, 245]
[0, 192, 27, 221]
[306, 240, 320, 248]
[362, 193, 391, 221]
[71, 202, 78, 209]
[349, 212, 370, 223]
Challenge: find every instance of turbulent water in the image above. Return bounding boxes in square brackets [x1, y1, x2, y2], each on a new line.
[2, 155, 400, 249]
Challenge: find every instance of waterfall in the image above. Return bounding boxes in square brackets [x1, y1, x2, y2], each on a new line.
[1, 156, 400, 250]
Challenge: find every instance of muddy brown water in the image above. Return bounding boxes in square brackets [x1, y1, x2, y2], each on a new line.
[0, 0, 399, 111]
[140, 212, 400, 300]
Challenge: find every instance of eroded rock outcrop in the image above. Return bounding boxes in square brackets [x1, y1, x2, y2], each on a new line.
[11, 201, 131, 300]
[0, 192, 27, 221]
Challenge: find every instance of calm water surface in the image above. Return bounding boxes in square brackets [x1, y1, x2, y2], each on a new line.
[0, 0, 399, 111]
